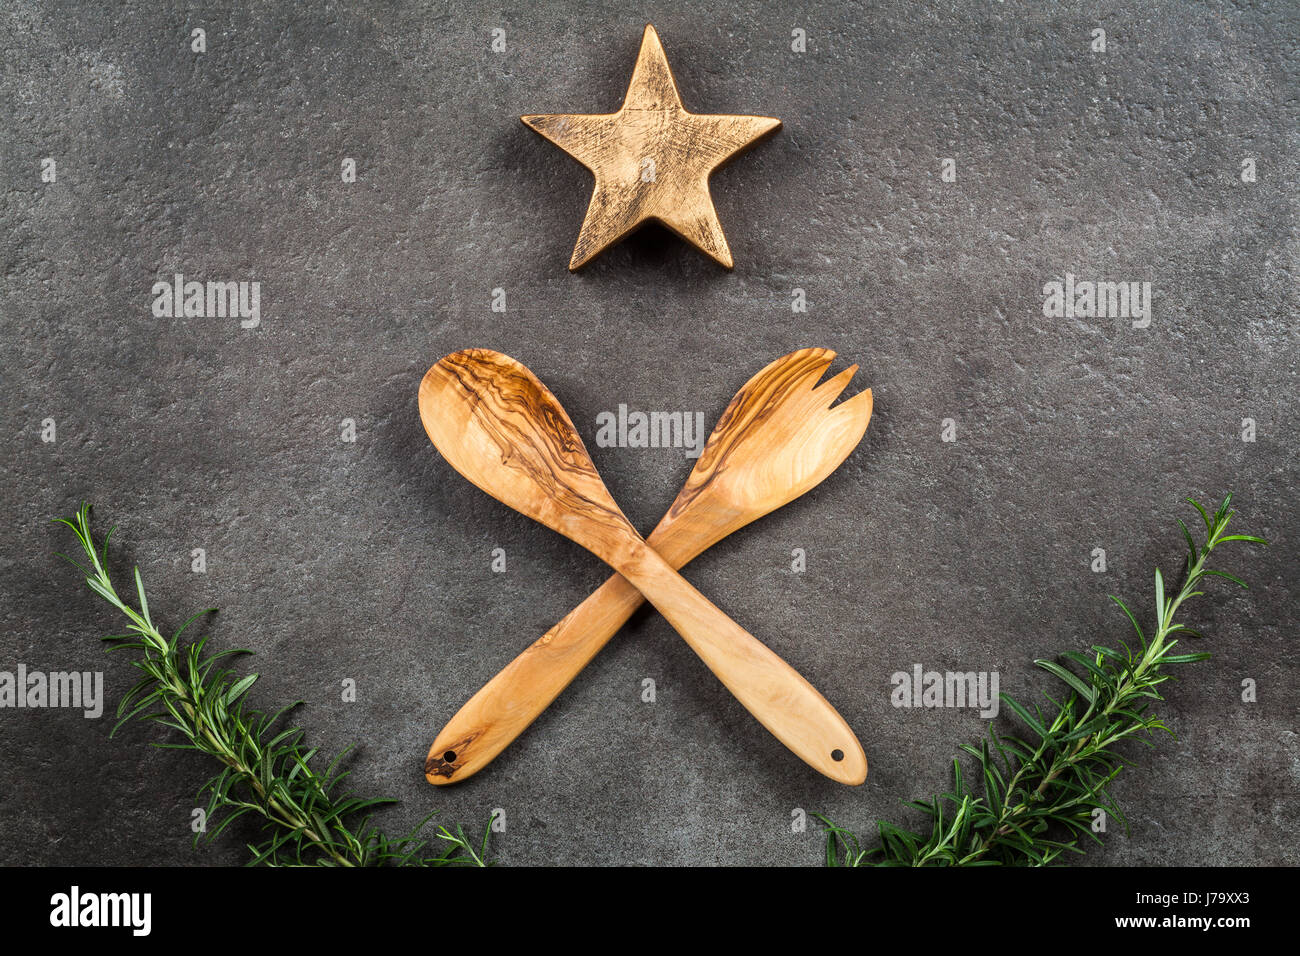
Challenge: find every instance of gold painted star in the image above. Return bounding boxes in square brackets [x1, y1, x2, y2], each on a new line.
[522, 24, 781, 270]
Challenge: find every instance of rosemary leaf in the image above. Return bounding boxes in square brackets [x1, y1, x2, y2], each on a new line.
[819, 494, 1265, 867]
[57, 503, 490, 868]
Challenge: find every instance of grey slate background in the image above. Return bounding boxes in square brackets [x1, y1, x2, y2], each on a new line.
[1, 0, 1296, 866]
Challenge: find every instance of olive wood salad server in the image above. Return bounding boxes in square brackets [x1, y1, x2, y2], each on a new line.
[425, 348, 873, 785]
[418, 348, 870, 785]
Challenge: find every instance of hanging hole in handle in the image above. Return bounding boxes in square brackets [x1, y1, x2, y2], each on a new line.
[831, 749, 844, 762]
[443, 751, 457, 763]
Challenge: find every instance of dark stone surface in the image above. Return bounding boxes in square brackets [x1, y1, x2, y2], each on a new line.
[1, 0, 1295, 866]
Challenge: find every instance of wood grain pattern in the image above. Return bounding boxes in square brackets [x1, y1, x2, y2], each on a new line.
[522, 24, 781, 270]
[419, 348, 871, 785]
[426, 349, 873, 784]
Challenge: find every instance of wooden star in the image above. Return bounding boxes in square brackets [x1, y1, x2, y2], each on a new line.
[522, 24, 781, 270]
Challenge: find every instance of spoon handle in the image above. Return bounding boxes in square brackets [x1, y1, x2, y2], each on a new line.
[425, 509, 730, 785]
[427, 517, 867, 786]
[616, 543, 867, 785]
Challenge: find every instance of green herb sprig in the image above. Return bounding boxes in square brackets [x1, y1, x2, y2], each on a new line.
[57, 503, 489, 867]
[820, 495, 1265, 867]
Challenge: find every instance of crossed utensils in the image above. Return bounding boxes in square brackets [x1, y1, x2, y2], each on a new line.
[418, 347, 873, 785]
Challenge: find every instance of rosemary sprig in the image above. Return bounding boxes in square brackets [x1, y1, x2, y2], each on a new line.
[57, 503, 490, 867]
[820, 494, 1265, 867]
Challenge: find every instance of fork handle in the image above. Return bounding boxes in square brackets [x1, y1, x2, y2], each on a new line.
[425, 512, 721, 785]
[426, 526, 867, 786]
[614, 544, 867, 785]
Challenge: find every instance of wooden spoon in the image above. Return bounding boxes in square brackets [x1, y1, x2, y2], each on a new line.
[419, 349, 869, 785]
[425, 349, 872, 785]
